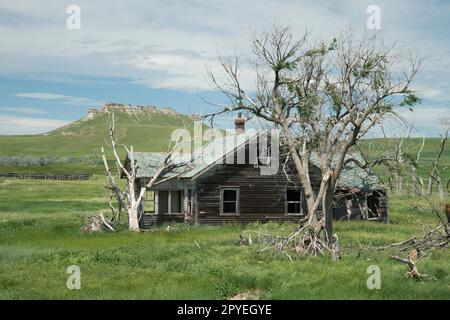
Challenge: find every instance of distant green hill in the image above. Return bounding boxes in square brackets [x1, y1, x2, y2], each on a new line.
[359, 138, 450, 182]
[0, 105, 448, 183]
[0, 104, 200, 157]
[0, 104, 201, 174]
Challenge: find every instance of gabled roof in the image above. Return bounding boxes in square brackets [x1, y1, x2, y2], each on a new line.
[127, 131, 259, 180]
[125, 152, 168, 178]
[126, 133, 384, 192]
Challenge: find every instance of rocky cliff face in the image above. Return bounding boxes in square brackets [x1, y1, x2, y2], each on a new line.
[85, 103, 181, 120]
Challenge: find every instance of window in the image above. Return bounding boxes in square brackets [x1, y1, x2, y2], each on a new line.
[144, 191, 155, 213]
[286, 189, 303, 215]
[157, 190, 183, 214]
[220, 187, 239, 215]
[158, 191, 169, 214]
[170, 190, 182, 213]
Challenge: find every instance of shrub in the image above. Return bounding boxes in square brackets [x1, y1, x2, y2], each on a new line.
[0, 155, 100, 167]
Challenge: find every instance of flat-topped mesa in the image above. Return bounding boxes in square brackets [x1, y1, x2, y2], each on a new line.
[86, 103, 180, 118]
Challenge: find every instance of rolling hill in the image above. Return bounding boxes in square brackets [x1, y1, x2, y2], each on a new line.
[0, 104, 448, 182]
[0, 103, 200, 157]
[359, 138, 450, 183]
[0, 103, 201, 173]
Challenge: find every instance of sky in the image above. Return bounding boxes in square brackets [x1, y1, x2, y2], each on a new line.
[0, 0, 449, 136]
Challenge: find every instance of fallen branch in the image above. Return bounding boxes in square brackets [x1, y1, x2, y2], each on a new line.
[243, 222, 334, 259]
[100, 213, 116, 231]
[81, 213, 115, 232]
[391, 249, 422, 279]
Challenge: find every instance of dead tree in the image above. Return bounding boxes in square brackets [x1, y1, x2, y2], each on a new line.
[360, 124, 425, 198]
[206, 26, 420, 251]
[411, 136, 425, 196]
[381, 126, 411, 197]
[101, 114, 189, 231]
[427, 119, 449, 199]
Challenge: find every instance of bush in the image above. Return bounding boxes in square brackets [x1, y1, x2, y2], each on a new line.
[0, 155, 100, 167]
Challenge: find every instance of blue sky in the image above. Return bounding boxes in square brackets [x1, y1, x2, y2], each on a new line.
[0, 0, 449, 135]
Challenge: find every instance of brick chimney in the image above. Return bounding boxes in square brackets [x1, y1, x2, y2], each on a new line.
[234, 112, 245, 135]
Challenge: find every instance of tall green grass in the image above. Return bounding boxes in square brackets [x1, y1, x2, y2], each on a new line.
[0, 178, 449, 299]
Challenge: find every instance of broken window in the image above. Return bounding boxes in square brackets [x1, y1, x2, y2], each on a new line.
[286, 189, 303, 215]
[157, 190, 182, 214]
[144, 191, 155, 213]
[221, 187, 239, 214]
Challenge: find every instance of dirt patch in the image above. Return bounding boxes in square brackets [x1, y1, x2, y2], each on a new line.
[229, 289, 261, 300]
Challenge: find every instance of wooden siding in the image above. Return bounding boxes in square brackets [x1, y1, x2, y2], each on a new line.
[194, 154, 318, 224]
[137, 141, 388, 226]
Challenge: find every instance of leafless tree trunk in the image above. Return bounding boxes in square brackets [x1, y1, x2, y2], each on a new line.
[427, 176, 433, 195]
[388, 176, 393, 195]
[411, 136, 425, 196]
[418, 176, 424, 195]
[102, 114, 189, 231]
[428, 119, 449, 199]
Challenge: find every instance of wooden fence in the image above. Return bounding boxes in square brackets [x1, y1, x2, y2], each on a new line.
[0, 172, 91, 181]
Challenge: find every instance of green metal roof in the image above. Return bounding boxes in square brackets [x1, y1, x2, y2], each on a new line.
[337, 161, 383, 192]
[127, 152, 169, 178]
[128, 131, 259, 179]
[127, 135, 384, 192]
[309, 152, 383, 192]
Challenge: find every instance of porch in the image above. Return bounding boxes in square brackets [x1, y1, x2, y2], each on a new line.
[139, 185, 196, 228]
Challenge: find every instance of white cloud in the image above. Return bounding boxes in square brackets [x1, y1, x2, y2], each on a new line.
[397, 105, 450, 127]
[0, 0, 449, 136]
[0, 107, 47, 114]
[0, 1, 443, 95]
[14, 92, 101, 106]
[371, 105, 450, 137]
[0, 114, 70, 135]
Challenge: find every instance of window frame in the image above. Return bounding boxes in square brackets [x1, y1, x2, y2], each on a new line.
[219, 187, 240, 216]
[144, 190, 156, 213]
[156, 190, 184, 215]
[168, 190, 183, 214]
[285, 187, 304, 216]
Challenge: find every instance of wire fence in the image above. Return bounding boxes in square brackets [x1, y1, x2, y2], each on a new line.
[0, 172, 92, 181]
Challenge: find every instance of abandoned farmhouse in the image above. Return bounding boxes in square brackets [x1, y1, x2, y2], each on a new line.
[124, 114, 388, 228]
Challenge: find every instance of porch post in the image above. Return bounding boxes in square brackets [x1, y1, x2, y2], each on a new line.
[193, 183, 199, 225]
[183, 187, 188, 213]
[168, 190, 172, 214]
[154, 191, 159, 214]
[183, 187, 189, 223]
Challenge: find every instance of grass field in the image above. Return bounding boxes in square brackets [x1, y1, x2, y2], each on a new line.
[0, 177, 449, 299]
[0, 108, 449, 299]
[359, 137, 450, 181]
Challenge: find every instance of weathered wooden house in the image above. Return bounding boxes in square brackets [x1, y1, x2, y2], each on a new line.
[125, 115, 388, 228]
